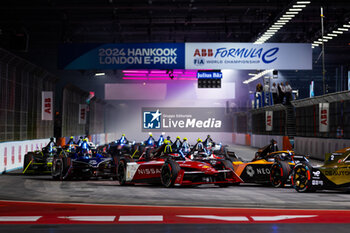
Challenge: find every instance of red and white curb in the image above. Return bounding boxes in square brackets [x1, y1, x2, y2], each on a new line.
[0, 200, 349, 224]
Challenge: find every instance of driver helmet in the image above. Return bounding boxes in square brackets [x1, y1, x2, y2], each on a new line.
[197, 138, 202, 142]
[183, 137, 187, 141]
[149, 132, 153, 137]
[70, 136, 73, 139]
[176, 136, 180, 139]
[122, 133, 125, 136]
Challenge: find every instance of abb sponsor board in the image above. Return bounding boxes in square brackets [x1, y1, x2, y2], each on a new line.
[42, 92, 53, 121]
[79, 104, 87, 124]
[319, 103, 329, 132]
[0, 139, 49, 174]
[266, 111, 273, 131]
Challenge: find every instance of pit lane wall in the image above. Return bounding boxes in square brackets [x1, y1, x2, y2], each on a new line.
[0, 138, 49, 174]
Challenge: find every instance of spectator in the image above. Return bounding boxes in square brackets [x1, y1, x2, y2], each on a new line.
[271, 82, 278, 105]
[279, 82, 285, 104]
[285, 81, 292, 104]
[256, 83, 263, 92]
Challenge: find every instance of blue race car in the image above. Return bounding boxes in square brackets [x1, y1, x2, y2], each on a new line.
[51, 145, 117, 180]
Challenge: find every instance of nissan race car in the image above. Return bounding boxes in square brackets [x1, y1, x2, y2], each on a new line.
[116, 144, 242, 187]
[51, 145, 117, 180]
[292, 147, 350, 192]
[232, 143, 308, 187]
[23, 147, 57, 174]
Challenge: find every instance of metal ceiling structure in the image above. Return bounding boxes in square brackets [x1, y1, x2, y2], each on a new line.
[0, 0, 349, 48]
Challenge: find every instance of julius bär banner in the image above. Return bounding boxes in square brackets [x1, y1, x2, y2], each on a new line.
[59, 43, 312, 70]
[142, 107, 233, 132]
[266, 111, 273, 132]
[59, 43, 185, 70]
[185, 43, 312, 70]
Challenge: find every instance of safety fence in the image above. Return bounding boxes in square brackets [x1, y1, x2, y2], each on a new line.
[61, 84, 89, 138]
[292, 91, 350, 139]
[251, 105, 286, 135]
[0, 49, 56, 142]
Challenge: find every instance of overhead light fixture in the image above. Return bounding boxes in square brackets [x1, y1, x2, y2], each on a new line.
[243, 69, 274, 84]
[312, 21, 350, 49]
[253, 1, 310, 44]
[292, 4, 307, 8]
[248, 73, 256, 76]
[312, 43, 320, 46]
[289, 8, 302, 11]
[95, 72, 105, 76]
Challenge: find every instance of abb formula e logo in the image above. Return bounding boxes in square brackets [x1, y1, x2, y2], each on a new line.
[143, 109, 162, 129]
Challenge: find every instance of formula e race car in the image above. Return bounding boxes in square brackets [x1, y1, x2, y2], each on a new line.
[51, 145, 117, 180]
[116, 144, 242, 187]
[231, 143, 308, 187]
[292, 147, 350, 192]
[23, 147, 57, 174]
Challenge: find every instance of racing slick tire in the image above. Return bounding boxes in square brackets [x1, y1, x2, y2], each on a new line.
[217, 159, 236, 187]
[292, 163, 314, 193]
[117, 157, 132, 185]
[23, 153, 34, 174]
[52, 156, 71, 180]
[161, 159, 181, 188]
[270, 161, 291, 188]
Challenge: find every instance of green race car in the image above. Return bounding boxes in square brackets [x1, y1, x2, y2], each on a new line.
[22, 147, 57, 174]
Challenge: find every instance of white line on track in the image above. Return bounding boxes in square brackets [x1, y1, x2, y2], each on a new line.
[177, 215, 249, 221]
[251, 215, 318, 221]
[118, 216, 163, 221]
[58, 216, 116, 221]
[0, 216, 41, 221]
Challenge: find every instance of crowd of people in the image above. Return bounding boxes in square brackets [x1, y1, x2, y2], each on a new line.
[256, 81, 293, 105]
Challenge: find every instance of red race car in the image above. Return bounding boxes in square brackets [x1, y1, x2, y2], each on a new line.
[116, 144, 242, 187]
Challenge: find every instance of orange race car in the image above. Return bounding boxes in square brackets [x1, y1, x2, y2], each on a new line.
[232, 140, 309, 187]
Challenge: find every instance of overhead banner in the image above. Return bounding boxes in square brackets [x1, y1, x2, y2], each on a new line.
[59, 43, 185, 70]
[59, 43, 312, 70]
[185, 43, 312, 70]
[266, 111, 273, 131]
[79, 104, 87, 125]
[141, 107, 233, 132]
[41, 91, 53, 121]
[319, 103, 329, 132]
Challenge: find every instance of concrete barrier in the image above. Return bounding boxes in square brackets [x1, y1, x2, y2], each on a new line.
[0, 138, 49, 174]
[251, 134, 283, 150]
[294, 137, 350, 160]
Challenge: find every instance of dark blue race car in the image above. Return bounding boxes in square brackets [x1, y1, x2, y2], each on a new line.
[51, 145, 117, 180]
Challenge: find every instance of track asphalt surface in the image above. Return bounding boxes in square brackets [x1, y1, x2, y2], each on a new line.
[1, 144, 350, 232]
